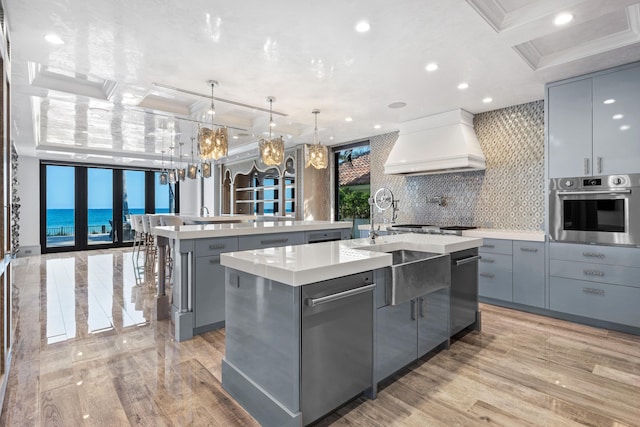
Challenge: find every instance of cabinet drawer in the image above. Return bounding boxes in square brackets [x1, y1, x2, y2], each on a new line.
[550, 243, 640, 267]
[238, 232, 305, 250]
[479, 238, 512, 255]
[479, 253, 512, 301]
[550, 259, 640, 289]
[195, 237, 239, 257]
[550, 277, 640, 328]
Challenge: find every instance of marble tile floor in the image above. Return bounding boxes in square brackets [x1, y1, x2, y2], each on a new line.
[1, 247, 640, 426]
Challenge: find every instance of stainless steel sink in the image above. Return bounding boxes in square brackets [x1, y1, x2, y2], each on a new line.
[371, 248, 451, 306]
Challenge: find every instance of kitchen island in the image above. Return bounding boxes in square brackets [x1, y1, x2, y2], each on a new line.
[153, 220, 352, 341]
[220, 233, 483, 427]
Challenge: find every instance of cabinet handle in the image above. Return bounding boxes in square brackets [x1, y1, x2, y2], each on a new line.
[480, 273, 495, 279]
[482, 244, 495, 248]
[583, 270, 605, 277]
[260, 238, 288, 245]
[597, 157, 602, 174]
[209, 244, 226, 250]
[209, 256, 221, 264]
[582, 251, 605, 258]
[418, 297, 425, 318]
[480, 258, 495, 263]
[584, 158, 590, 175]
[410, 300, 416, 321]
[520, 247, 538, 252]
[583, 287, 605, 296]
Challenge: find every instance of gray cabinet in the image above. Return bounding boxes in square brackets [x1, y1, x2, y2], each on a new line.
[548, 63, 640, 178]
[375, 288, 449, 382]
[479, 238, 546, 309]
[193, 237, 238, 330]
[549, 242, 640, 328]
[548, 78, 593, 178]
[592, 65, 640, 175]
[238, 231, 305, 250]
[513, 241, 545, 308]
[478, 239, 513, 301]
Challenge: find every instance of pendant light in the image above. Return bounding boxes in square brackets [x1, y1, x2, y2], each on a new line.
[305, 109, 328, 169]
[198, 80, 228, 160]
[159, 150, 168, 185]
[168, 145, 177, 184]
[177, 142, 186, 181]
[259, 96, 284, 165]
[187, 137, 198, 179]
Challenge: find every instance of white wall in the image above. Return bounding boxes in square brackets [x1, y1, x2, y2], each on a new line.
[16, 156, 40, 254]
[178, 177, 199, 215]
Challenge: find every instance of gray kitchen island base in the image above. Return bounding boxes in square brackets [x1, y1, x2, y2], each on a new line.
[222, 269, 376, 427]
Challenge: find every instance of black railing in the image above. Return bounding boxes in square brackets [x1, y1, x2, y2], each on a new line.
[46, 225, 112, 236]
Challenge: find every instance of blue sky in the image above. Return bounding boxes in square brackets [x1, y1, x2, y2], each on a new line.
[46, 166, 168, 210]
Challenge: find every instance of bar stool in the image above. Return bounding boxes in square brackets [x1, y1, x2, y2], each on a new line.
[141, 214, 157, 282]
[159, 216, 182, 287]
[130, 215, 145, 275]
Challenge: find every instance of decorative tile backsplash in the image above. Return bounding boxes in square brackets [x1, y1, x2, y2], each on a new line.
[370, 100, 545, 230]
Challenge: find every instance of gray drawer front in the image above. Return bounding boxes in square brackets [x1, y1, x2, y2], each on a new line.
[550, 243, 640, 267]
[513, 241, 545, 308]
[238, 232, 305, 250]
[479, 238, 512, 255]
[195, 237, 239, 257]
[550, 259, 640, 289]
[478, 253, 512, 301]
[550, 277, 640, 328]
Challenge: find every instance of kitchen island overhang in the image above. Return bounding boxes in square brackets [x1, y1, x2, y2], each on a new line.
[220, 234, 483, 427]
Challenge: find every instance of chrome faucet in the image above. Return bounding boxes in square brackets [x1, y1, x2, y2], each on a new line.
[368, 196, 379, 244]
[200, 206, 209, 217]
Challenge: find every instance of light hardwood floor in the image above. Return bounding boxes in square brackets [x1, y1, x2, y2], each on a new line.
[2, 248, 639, 426]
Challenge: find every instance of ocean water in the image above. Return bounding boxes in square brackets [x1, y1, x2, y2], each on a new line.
[46, 208, 168, 228]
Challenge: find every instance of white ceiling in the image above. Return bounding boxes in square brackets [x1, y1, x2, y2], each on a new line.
[4, 0, 640, 168]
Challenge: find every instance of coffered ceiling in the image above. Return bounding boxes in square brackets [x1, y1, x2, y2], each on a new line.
[4, 0, 640, 168]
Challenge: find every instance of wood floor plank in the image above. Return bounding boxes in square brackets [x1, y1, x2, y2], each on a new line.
[592, 365, 640, 388]
[40, 384, 84, 427]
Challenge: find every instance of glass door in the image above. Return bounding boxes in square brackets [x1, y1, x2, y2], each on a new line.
[122, 170, 146, 243]
[44, 165, 77, 249]
[87, 168, 114, 246]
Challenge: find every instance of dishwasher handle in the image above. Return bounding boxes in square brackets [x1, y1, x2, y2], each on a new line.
[305, 284, 376, 307]
[454, 255, 481, 266]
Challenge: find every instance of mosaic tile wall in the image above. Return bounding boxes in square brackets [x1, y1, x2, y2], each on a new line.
[370, 100, 545, 230]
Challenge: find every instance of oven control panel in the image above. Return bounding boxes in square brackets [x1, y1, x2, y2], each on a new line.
[552, 175, 630, 191]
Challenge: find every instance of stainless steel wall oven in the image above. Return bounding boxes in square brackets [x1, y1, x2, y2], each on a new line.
[549, 174, 640, 247]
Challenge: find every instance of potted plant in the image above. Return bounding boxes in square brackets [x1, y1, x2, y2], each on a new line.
[338, 187, 370, 238]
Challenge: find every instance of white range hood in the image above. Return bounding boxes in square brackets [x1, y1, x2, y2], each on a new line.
[384, 109, 486, 176]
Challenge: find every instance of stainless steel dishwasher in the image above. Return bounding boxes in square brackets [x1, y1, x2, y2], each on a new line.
[450, 248, 481, 336]
[301, 271, 374, 425]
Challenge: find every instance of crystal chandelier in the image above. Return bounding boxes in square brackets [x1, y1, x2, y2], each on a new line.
[198, 80, 228, 160]
[177, 142, 186, 181]
[305, 109, 328, 169]
[259, 96, 284, 166]
[159, 150, 168, 185]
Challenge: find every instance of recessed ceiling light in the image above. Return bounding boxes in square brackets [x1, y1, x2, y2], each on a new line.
[425, 63, 438, 72]
[620, 125, 631, 131]
[613, 114, 624, 120]
[232, 135, 239, 139]
[388, 102, 407, 109]
[355, 21, 370, 33]
[482, 97, 493, 103]
[330, 136, 334, 140]
[603, 99, 615, 104]
[457, 82, 469, 90]
[45, 33, 65, 45]
[345, 117, 353, 122]
[553, 12, 573, 26]
[374, 124, 381, 129]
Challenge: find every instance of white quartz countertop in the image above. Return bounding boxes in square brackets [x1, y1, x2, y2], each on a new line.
[461, 228, 545, 242]
[152, 220, 352, 239]
[220, 233, 483, 287]
[151, 213, 257, 224]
